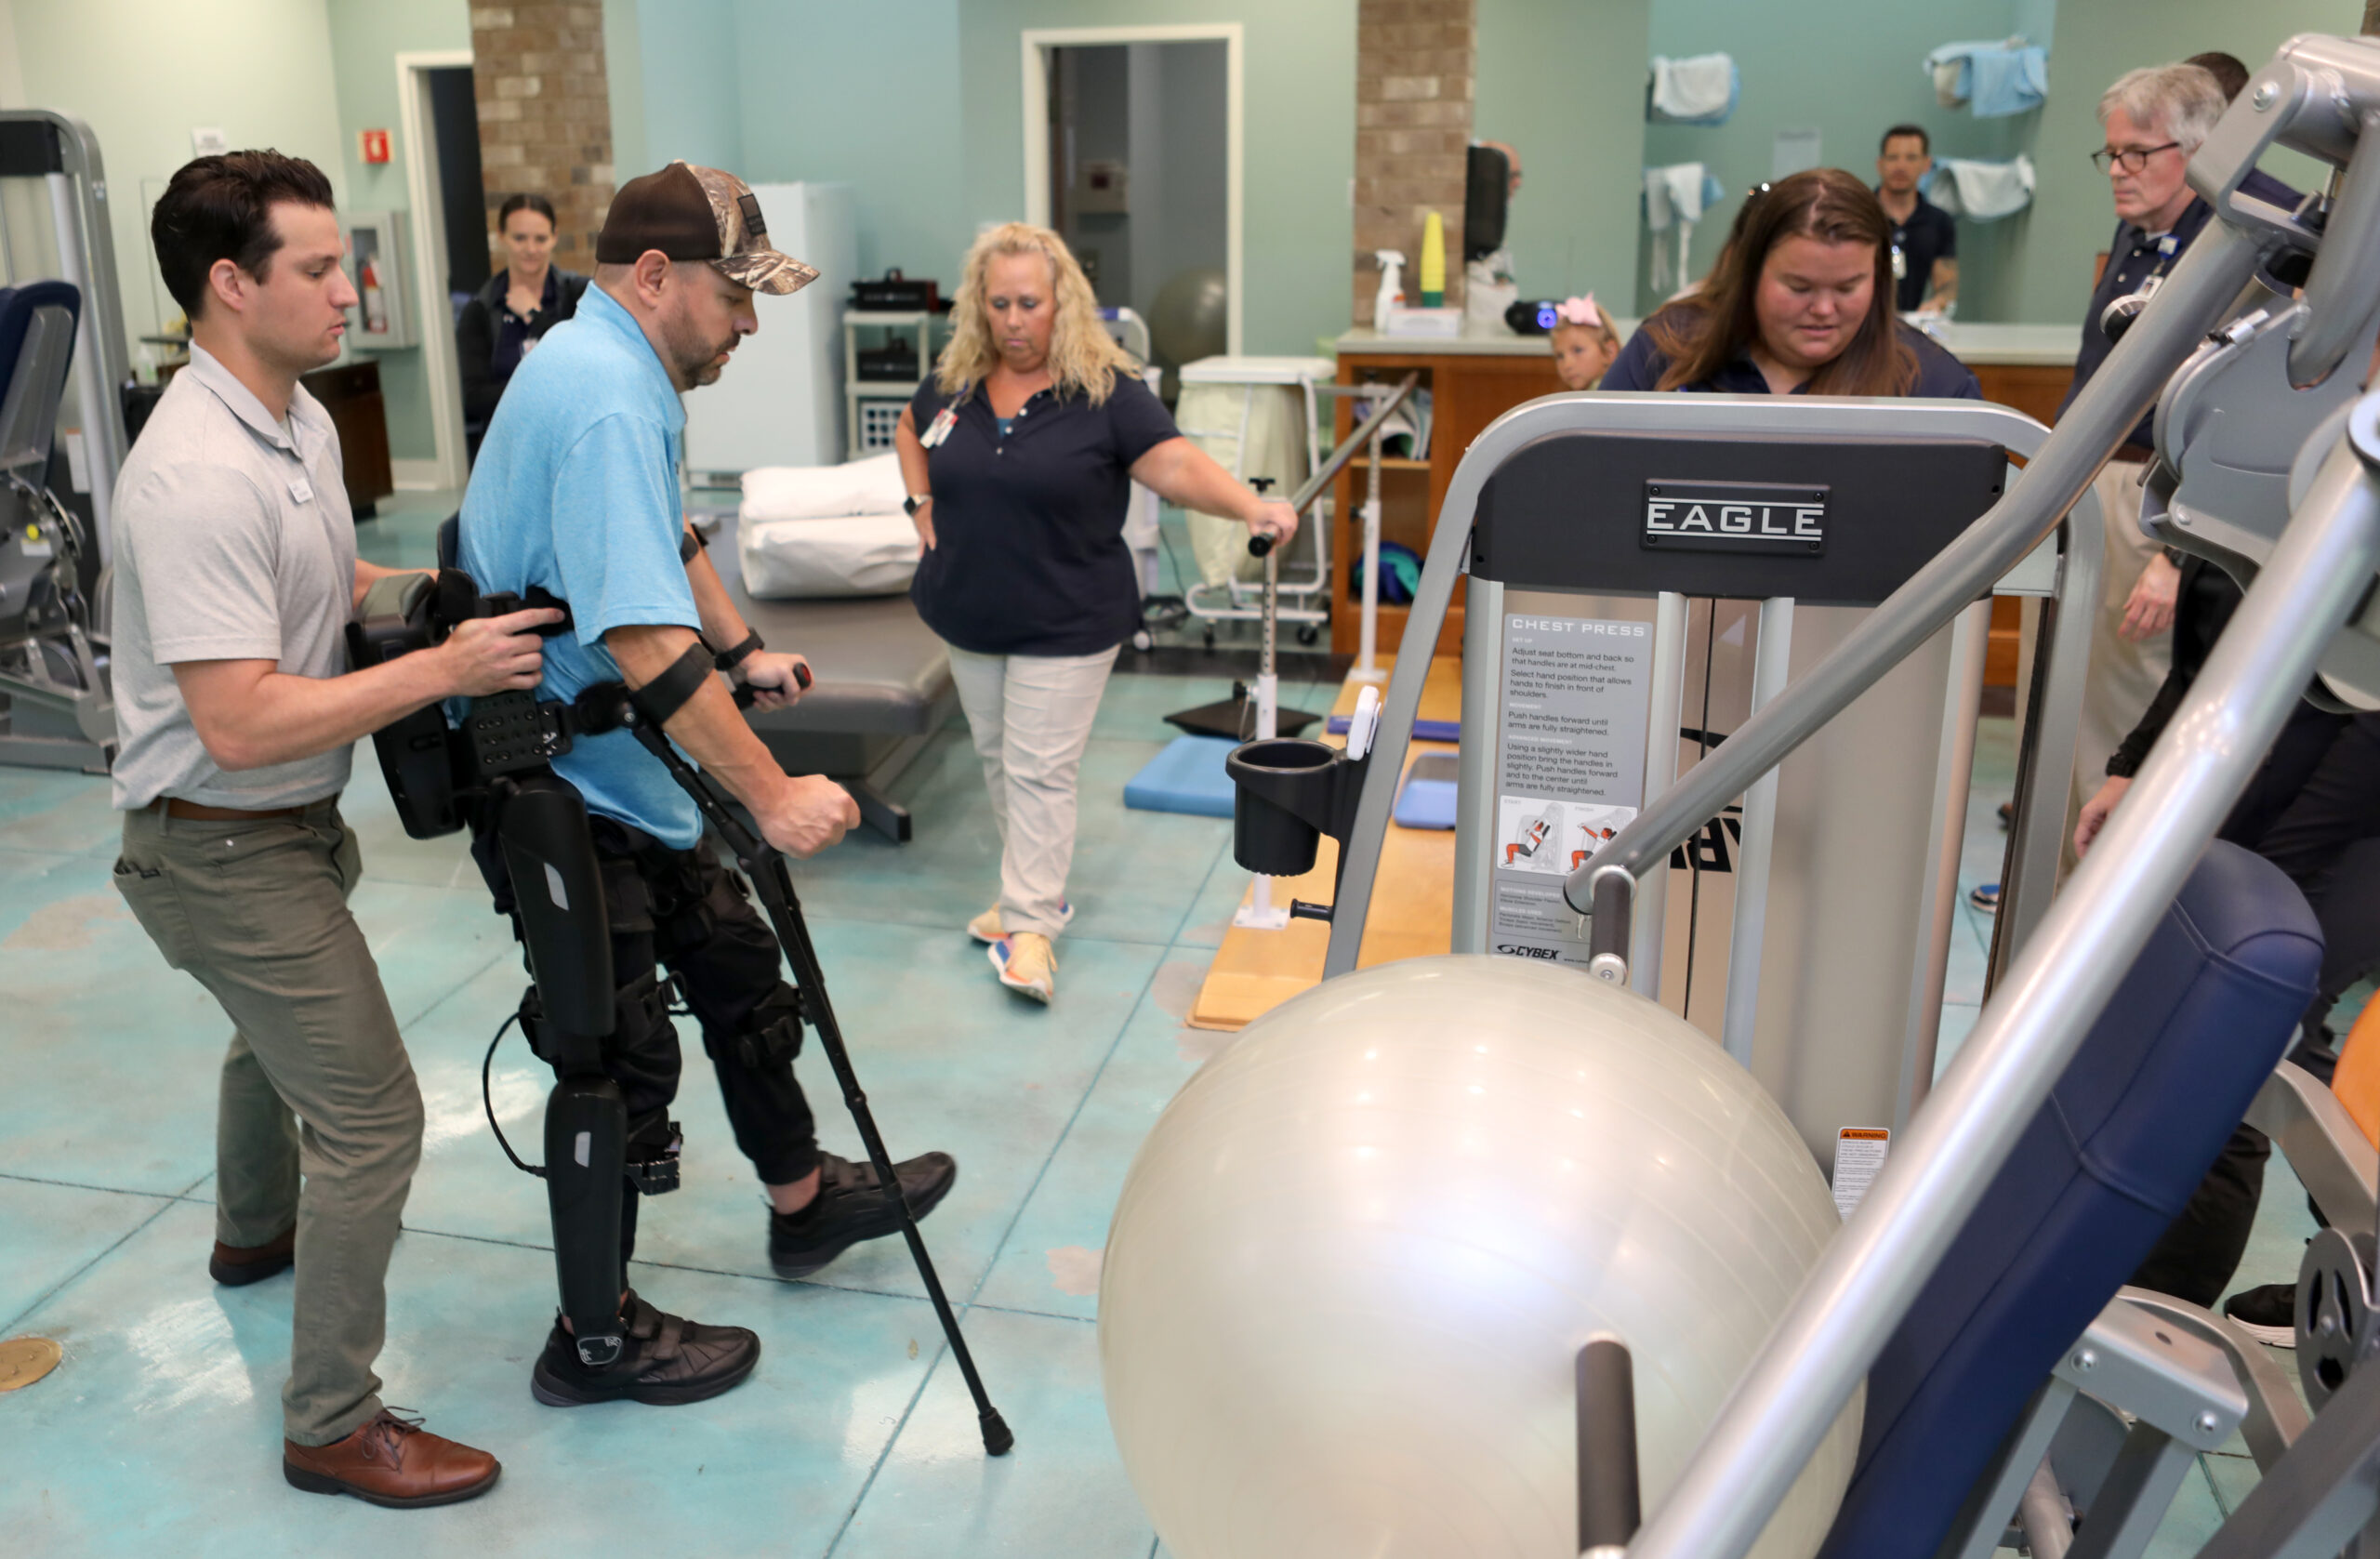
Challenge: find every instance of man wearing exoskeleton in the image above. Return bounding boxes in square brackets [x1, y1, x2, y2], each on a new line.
[442, 162, 959, 1407]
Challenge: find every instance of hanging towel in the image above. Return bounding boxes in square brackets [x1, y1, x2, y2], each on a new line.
[1644, 164, 1727, 293]
[1649, 53, 1739, 126]
[1922, 39, 2048, 118]
[1921, 154, 2037, 220]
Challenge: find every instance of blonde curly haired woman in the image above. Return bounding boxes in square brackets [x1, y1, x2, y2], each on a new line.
[894, 222, 1294, 1003]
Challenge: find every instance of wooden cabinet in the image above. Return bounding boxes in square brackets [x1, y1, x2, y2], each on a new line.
[298, 360, 394, 519]
[1330, 337, 1565, 656]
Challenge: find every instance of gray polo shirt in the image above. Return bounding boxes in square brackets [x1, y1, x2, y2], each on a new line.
[110, 344, 357, 810]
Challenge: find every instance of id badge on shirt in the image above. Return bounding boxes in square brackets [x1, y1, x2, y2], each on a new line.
[921, 406, 959, 449]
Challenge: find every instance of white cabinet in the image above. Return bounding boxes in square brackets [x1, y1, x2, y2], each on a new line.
[681, 181, 855, 479]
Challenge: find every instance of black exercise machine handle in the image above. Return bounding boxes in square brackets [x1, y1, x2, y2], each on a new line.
[1249, 475, 1277, 558]
[1579, 1336, 1643, 1554]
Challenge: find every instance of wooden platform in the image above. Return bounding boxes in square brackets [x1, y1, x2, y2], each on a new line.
[1185, 655, 1462, 1031]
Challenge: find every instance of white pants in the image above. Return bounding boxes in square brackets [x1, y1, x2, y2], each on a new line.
[947, 642, 1119, 938]
[2016, 457, 2174, 879]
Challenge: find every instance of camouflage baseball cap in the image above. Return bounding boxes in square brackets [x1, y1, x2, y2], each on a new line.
[595, 160, 819, 296]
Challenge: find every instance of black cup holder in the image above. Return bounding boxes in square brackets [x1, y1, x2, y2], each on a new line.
[1225, 737, 1369, 879]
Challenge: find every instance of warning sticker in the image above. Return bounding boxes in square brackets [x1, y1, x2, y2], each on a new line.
[1831, 1128, 1890, 1220]
[1490, 614, 1653, 962]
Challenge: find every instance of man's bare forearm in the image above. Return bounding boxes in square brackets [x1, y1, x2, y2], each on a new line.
[683, 537, 755, 653]
[606, 622, 782, 809]
[177, 653, 456, 772]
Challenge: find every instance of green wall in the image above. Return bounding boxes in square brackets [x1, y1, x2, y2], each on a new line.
[728, 0, 970, 284]
[2002, 0, 2365, 324]
[322, 0, 470, 465]
[7, 0, 347, 348]
[1638, 0, 2045, 319]
[615, 0, 744, 178]
[1474, 0, 1652, 310]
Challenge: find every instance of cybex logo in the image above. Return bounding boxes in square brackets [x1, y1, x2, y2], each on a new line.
[1642, 481, 1829, 555]
[1495, 944, 1563, 959]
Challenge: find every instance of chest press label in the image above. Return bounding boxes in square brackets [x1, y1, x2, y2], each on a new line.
[1642, 481, 1829, 555]
[1490, 615, 1653, 964]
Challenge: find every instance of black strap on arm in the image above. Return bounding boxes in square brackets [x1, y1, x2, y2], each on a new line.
[714, 628, 763, 671]
[628, 641, 718, 728]
[679, 527, 707, 563]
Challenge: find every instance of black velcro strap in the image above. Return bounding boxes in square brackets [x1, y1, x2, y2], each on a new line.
[679, 527, 707, 563]
[628, 641, 717, 728]
[714, 628, 763, 672]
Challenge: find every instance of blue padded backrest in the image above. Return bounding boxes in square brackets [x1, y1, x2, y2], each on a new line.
[0, 279, 80, 398]
[1818, 840, 2321, 1559]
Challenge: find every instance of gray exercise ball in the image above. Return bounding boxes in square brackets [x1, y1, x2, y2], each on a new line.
[1149, 266, 1228, 366]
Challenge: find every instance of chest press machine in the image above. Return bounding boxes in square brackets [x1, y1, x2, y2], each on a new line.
[1227, 31, 2380, 1558]
[350, 570, 1012, 1457]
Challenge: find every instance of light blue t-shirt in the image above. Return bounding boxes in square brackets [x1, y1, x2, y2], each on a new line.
[457, 284, 705, 848]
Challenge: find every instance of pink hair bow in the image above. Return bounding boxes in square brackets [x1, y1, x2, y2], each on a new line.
[1554, 294, 1603, 325]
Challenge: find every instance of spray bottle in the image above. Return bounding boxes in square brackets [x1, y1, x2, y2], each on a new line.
[1372, 249, 1406, 334]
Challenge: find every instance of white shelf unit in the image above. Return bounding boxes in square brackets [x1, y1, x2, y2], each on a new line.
[843, 310, 934, 459]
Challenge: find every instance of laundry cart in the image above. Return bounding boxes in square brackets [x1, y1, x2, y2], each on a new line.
[1174, 356, 1334, 647]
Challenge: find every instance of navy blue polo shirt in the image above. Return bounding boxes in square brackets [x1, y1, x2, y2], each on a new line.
[1603, 315, 1982, 398]
[908, 373, 1180, 656]
[2056, 173, 2298, 452]
[1882, 192, 1957, 312]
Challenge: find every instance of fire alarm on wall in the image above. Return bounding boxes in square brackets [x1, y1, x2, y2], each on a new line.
[360, 129, 391, 165]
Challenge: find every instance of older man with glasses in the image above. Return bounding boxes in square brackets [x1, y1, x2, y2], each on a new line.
[2027, 60, 2295, 887]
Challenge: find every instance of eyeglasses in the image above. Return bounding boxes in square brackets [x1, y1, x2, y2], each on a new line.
[2091, 142, 2182, 175]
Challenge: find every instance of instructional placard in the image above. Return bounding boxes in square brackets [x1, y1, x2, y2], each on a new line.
[1831, 1128, 1890, 1220]
[1490, 614, 1653, 962]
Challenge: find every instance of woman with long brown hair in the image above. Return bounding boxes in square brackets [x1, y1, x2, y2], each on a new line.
[894, 222, 1293, 1004]
[1604, 168, 1978, 398]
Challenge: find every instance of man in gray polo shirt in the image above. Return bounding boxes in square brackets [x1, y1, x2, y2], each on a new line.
[111, 152, 551, 1507]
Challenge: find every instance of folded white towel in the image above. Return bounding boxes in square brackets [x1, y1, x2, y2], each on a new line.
[740, 452, 907, 522]
[738, 511, 921, 599]
[1650, 53, 1738, 124]
[1924, 154, 2036, 221]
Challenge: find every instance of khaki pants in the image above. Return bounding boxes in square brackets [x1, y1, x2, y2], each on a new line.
[2016, 457, 2175, 878]
[947, 642, 1119, 938]
[112, 799, 422, 1447]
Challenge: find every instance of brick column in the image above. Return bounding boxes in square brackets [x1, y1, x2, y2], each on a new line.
[1352, 0, 1476, 325]
[469, 4, 615, 271]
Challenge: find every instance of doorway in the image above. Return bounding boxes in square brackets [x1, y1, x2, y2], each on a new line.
[394, 49, 478, 489]
[1024, 25, 1243, 373]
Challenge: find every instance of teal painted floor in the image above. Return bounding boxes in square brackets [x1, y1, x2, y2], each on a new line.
[0, 493, 2329, 1555]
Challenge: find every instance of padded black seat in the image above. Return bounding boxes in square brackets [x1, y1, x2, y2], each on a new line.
[1818, 839, 2322, 1558]
[710, 514, 953, 839]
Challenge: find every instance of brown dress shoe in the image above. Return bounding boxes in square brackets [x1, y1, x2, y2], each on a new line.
[283, 1410, 500, 1508]
[210, 1226, 295, 1287]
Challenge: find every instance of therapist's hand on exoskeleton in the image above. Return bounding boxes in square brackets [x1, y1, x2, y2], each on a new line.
[439, 606, 563, 696]
[737, 650, 812, 710]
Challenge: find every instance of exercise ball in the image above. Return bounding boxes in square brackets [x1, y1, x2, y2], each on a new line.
[1100, 955, 1858, 1559]
[1149, 265, 1228, 366]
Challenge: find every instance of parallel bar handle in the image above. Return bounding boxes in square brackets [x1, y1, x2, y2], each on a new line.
[1580, 1336, 1643, 1555]
[1283, 371, 1418, 517]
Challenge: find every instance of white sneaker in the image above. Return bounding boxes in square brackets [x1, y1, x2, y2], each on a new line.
[968, 902, 1072, 944]
[989, 932, 1056, 1003]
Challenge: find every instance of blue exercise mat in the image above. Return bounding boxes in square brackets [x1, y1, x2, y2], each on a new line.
[1330, 713, 1461, 744]
[1124, 734, 1240, 818]
[1393, 752, 1460, 829]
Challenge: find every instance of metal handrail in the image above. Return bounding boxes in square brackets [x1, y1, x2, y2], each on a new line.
[1284, 372, 1417, 517]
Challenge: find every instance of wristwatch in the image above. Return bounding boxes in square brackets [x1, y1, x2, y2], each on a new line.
[904, 493, 932, 517]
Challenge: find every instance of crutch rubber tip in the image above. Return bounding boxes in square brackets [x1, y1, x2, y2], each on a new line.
[980, 1407, 1015, 1456]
